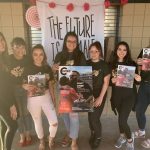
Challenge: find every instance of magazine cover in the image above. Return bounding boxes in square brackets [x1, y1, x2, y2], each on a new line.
[116, 65, 135, 88]
[59, 66, 93, 112]
[28, 74, 46, 97]
[142, 48, 150, 71]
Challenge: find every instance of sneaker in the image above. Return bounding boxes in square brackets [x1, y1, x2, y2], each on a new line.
[71, 144, 79, 150]
[115, 136, 126, 148]
[126, 140, 134, 150]
[134, 130, 145, 138]
[91, 138, 101, 149]
[49, 137, 54, 149]
[61, 136, 72, 147]
[89, 131, 95, 145]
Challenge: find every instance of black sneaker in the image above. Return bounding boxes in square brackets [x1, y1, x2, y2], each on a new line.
[89, 132, 95, 145]
[91, 138, 101, 149]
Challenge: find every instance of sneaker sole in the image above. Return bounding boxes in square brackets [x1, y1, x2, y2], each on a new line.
[115, 145, 122, 149]
[115, 140, 126, 149]
[134, 135, 145, 139]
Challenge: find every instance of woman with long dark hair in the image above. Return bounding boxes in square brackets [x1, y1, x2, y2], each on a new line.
[110, 41, 141, 150]
[53, 31, 86, 68]
[133, 46, 150, 148]
[53, 32, 86, 150]
[0, 32, 17, 150]
[22, 44, 58, 150]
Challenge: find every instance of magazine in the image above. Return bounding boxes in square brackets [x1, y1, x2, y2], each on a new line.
[28, 74, 46, 97]
[59, 66, 93, 112]
[142, 48, 150, 71]
[116, 65, 135, 88]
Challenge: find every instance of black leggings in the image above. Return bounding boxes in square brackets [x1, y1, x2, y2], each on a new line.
[116, 92, 135, 139]
[0, 110, 17, 150]
[88, 99, 106, 138]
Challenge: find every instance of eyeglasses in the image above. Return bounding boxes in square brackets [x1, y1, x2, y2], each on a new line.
[66, 40, 77, 44]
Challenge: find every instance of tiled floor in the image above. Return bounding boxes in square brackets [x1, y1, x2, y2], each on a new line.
[12, 113, 150, 150]
[11, 86, 150, 150]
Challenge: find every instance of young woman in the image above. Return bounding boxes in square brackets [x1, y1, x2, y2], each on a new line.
[0, 32, 18, 150]
[8, 37, 32, 147]
[22, 44, 58, 150]
[87, 41, 110, 149]
[53, 32, 86, 150]
[133, 47, 150, 148]
[110, 41, 141, 150]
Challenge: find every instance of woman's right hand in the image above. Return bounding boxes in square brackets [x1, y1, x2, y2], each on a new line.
[111, 77, 117, 84]
[22, 84, 36, 91]
[52, 63, 60, 72]
[137, 58, 143, 65]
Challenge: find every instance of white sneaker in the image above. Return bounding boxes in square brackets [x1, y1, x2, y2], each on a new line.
[134, 130, 145, 138]
[115, 136, 126, 148]
[126, 132, 134, 150]
[126, 140, 134, 150]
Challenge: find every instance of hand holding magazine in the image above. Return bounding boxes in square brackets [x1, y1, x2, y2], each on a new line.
[116, 65, 135, 88]
[58, 66, 93, 112]
[28, 74, 46, 97]
[142, 48, 150, 71]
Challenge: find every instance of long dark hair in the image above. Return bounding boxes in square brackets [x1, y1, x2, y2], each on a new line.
[111, 41, 133, 68]
[59, 32, 83, 65]
[31, 44, 48, 66]
[0, 32, 9, 70]
[0, 32, 8, 55]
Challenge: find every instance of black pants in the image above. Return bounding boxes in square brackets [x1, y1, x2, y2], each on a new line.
[136, 82, 150, 130]
[88, 99, 106, 138]
[114, 89, 135, 139]
[0, 110, 17, 150]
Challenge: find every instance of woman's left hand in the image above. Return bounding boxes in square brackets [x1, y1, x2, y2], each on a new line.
[93, 97, 103, 107]
[134, 74, 141, 82]
[10, 105, 17, 120]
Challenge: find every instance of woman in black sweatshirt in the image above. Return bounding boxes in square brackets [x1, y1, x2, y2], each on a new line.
[0, 32, 17, 150]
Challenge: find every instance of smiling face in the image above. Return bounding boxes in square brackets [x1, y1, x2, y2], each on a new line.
[0, 35, 6, 53]
[32, 48, 44, 66]
[66, 35, 77, 52]
[89, 46, 100, 62]
[117, 45, 127, 62]
[12, 44, 25, 60]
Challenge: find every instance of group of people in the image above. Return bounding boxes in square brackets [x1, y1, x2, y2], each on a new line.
[0, 31, 150, 150]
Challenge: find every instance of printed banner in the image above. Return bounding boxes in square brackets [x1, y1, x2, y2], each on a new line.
[37, 0, 104, 64]
[58, 66, 93, 112]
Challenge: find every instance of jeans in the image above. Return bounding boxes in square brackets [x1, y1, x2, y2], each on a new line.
[61, 113, 79, 140]
[14, 86, 32, 133]
[27, 91, 58, 139]
[136, 82, 150, 130]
